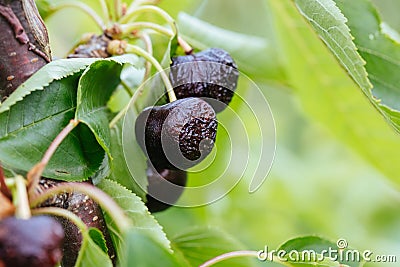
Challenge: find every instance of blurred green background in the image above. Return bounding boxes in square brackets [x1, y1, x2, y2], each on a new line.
[42, 0, 400, 266]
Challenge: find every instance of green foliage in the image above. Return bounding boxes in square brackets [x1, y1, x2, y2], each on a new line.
[294, 0, 371, 93]
[119, 231, 181, 267]
[97, 179, 170, 255]
[75, 228, 113, 267]
[0, 58, 96, 113]
[171, 227, 253, 267]
[334, 0, 400, 129]
[0, 73, 100, 180]
[76, 60, 124, 157]
[268, 0, 400, 188]
[0, 55, 136, 180]
[108, 118, 148, 199]
[295, 0, 400, 133]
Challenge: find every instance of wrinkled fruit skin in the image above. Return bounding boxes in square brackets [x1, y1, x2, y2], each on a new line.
[135, 97, 217, 170]
[146, 164, 187, 213]
[170, 48, 239, 112]
[0, 216, 64, 267]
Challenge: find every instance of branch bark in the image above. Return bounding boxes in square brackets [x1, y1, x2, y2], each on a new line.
[0, 0, 50, 100]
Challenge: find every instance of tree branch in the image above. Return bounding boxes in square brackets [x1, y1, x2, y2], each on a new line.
[0, 0, 50, 100]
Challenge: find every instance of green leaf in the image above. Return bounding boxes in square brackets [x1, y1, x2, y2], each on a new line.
[294, 0, 372, 94]
[268, 0, 400, 187]
[136, 30, 178, 111]
[177, 12, 285, 82]
[107, 87, 131, 113]
[0, 74, 102, 180]
[381, 22, 400, 44]
[75, 228, 113, 267]
[97, 179, 170, 260]
[76, 60, 123, 158]
[107, 66, 145, 113]
[120, 230, 180, 267]
[108, 115, 147, 199]
[76, 54, 138, 158]
[0, 55, 137, 181]
[333, 0, 400, 131]
[0, 58, 96, 114]
[172, 227, 253, 267]
[278, 236, 363, 267]
[295, 0, 400, 132]
[88, 227, 108, 254]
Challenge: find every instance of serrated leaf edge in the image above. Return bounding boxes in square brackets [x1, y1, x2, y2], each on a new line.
[98, 178, 171, 250]
[0, 55, 138, 114]
[295, 0, 373, 94]
[0, 58, 98, 113]
[295, 0, 400, 132]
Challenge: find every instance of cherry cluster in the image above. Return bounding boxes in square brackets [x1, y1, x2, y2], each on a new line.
[135, 48, 238, 212]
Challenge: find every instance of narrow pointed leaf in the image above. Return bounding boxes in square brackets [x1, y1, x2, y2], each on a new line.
[97, 179, 170, 260]
[268, 0, 400, 186]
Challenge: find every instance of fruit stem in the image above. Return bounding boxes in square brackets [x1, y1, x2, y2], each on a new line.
[178, 36, 193, 55]
[30, 182, 131, 233]
[50, 1, 106, 31]
[110, 72, 151, 128]
[5, 178, 15, 188]
[0, 164, 11, 199]
[109, 105, 129, 128]
[121, 21, 173, 37]
[120, 22, 193, 54]
[97, 0, 111, 24]
[125, 44, 177, 102]
[109, 76, 148, 128]
[14, 175, 31, 219]
[118, 5, 177, 36]
[199, 250, 292, 267]
[27, 119, 80, 199]
[114, 0, 122, 20]
[124, 0, 162, 19]
[120, 79, 134, 97]
[137, 32, 153, 82]
[200, 251, 259, 267]
[199, 251, 256, 267]
[32, 207, 88, 233]
[105, 0, 115, 21]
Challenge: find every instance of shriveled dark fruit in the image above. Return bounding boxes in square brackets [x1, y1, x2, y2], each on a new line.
[135, 97, 217, 170]
[0, 216, 64, 267]
[146, 164, 187, 212]
[67, 34, 111, 58]
[170, 48, 239, 112]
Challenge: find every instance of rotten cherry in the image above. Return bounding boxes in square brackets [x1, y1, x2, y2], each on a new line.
[145, 164, 187, 213]
[135, 97, 217, 170]
[170, 48, 239, 112]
